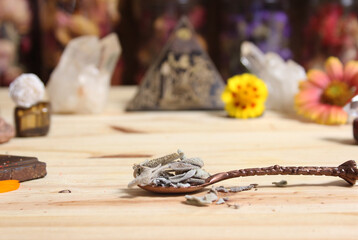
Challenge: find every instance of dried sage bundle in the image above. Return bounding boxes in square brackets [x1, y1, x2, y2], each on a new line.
[185, 188, 218, 206]
[215, 184, 258, 193]
[128, 150, 210, 188]
[272, 180, 287, 187]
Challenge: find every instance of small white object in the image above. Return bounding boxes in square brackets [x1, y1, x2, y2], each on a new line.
[9, 73, 45, 107]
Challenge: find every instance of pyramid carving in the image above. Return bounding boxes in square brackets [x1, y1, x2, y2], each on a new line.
[127, 16, 225, 110]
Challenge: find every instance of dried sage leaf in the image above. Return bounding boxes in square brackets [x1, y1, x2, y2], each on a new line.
[129, 149, 211, 188]
[272, 180, 287, 187]
[215, 184, 257, 193]
[181, 157, 204, 167]
[142, 152, 180, 168]
[205, 192, 218, 202]
[185, 195, 212, 206]
[193, 168, 210, 179]
[177, 149, 185, 160]
[177, 183, 191, 188]
[153, 177, 172, 186]
[215, 186, 229, 193]
[216, 198, 225, 205]
[227, 203, 240, 209]
[128, 165, 165, 187]
[169, 169, 196, 183]
[186, 178, 206, 185]
[229, 184, 257, 193]
[168, 162, 199, 171]
[185, 189, 218, 206]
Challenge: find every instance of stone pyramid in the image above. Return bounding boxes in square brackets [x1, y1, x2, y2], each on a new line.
[127, 16, 224, 111]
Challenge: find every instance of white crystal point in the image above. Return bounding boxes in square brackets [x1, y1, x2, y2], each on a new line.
[9, 73, 45, 107]
[240, 42, 266, 73]
[241, 41, 306, 113]
[46, 33, 121, 114]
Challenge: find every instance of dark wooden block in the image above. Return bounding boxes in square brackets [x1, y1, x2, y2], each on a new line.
[0, 155, 47, 182]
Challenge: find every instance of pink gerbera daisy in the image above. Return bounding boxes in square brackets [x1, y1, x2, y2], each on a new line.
[295, 57, 358, 125]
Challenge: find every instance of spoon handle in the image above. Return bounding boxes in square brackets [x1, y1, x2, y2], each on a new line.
[205, 160, 358, 186]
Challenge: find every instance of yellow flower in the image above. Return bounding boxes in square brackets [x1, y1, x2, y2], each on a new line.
[221, 73, 268, 119]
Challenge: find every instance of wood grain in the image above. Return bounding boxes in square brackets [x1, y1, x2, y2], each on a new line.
[89, 153, 153, 159]
[0, 87, 357, 240]
[110, 125, 147, 134]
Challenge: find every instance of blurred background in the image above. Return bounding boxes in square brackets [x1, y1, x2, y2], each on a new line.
[1, 0, 358, 86]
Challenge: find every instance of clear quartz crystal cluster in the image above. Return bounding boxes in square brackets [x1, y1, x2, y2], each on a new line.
[46, 34, 121, 114]
[128, 150, 210, 188]
[241, 41, 306, 113]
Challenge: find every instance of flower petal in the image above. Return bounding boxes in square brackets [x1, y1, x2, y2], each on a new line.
[225, 103, 237, 117]
[317, 105, 347, 125]
[311, 104, 325, 120]
[316, 105, 332, 125]
[338, 107, 348, 124]
[328, 106, 347, 125]
[227, 76, 240, 92]
[325, 57, 343, 81]
[307, 70, 330, 88]
[347, 68, 358, 91]
[295, 102, 321, 121]
[343, 60, 358, 84]
[295, 88, 322, 106]
[221, 89, 233, 103]
[299, 80, 321, 91]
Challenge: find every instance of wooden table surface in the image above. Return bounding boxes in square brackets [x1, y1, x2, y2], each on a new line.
[0, 86, 358, 240]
